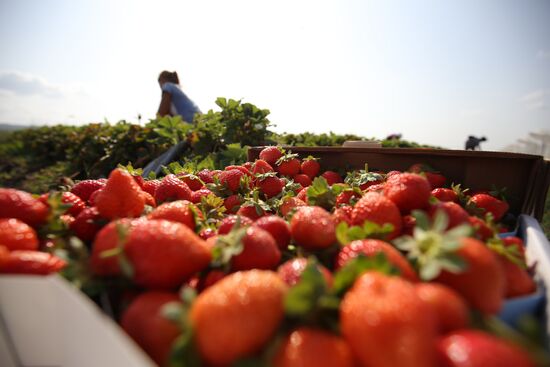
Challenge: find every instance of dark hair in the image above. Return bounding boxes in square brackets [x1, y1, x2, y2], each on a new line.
[158, 70, 179, 84]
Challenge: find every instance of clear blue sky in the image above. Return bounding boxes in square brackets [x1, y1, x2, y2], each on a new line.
[0, 0, 549, 150]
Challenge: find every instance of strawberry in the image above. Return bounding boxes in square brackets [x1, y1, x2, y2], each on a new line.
[333, 205, 353, 225]
[219, 169, 245, 193]
[364, 183, 385, 193]
[409, 163, 446, 189]
[428, 202, 469, 229]
[253, 215, 291, 250]
[257, 175, 284, 198]
[335, 190, 361, 206]
[293, 173, 312, 188]
[70, 207, 103, 242]
[350, 192, 403, 240]
[190, 270, 287, 366]
[290, 206, 336, 249]
[280, 197, 307, 217]
[321, 171, 343, 185]
[218, 215, 253, 235]
[341, 272, 437, 367]
[0, 249, 66, 275]
[147, 200, 196, 230]
[177, 172, 203, 191]
[383, 173, 431, 213]
[154, 174, 193, 204]
[224, 194, 242, 213]
[0, 218, 39, 251]
[121, 292, 182, 366]
[415, 283, 469, 333]
[236, 203, 265, 220]
[95, 168, 145, 219]
[197, 169, 215, 184]
[259, 146, 284, 166]
[469, 193, 509, 222]
[252, 159, 274, 175]
[436, 237, 505, 314]
[190, 188, 212, 204]
[230, 226, 281, 271]
[300, 157, 320, 179]
[273, 327, 355, 367]
[70, 179, 106, 202]
[225, 165, 252, 177]
[437, 330, 536, 367]
[277, 257, 333, 287]
[468, 216, 494, 241]
[0, 188, 49, 227]
[39, 191, 86, 217]
[276, 156, 301, 177]
[296, 187, 308, 202]
[498, 253, 536, 298]
[502, 236, 526, 259]
[142, 179, 162, 197]
[88, 189, 102, 207]
[432, 188, 458, 202]
[336, 239, 419, 282]
[141, 191, 156, 207]
[124, 219, 212, 288]
[198, 228, 216, 240]
[242, 161, 253, 171]
[197, 269, 226, 291]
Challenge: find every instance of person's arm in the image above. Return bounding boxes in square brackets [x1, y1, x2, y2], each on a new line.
[157, 91, 172, 117]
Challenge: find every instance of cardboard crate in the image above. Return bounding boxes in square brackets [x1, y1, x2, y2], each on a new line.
[248, 147, 550, 221]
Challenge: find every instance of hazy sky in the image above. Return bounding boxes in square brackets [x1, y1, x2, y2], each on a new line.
[0, 0, 549, 150]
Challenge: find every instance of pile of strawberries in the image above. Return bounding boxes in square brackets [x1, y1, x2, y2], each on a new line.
[0, 146, 546, 367]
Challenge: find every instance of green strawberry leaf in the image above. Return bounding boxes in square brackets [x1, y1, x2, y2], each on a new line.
[284, 259, 329, 317]
[335, 221, 395, 246]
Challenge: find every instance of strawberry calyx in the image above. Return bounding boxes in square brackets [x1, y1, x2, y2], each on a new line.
[306, 177, 347, 211]
[344, 164, 383, 189]
[335, 221, 395, 245]
[303, 155, 319, 162]
[211, 218, 247, 271]
[393, 210, 472, 281]
[487, 237, 526, 269]
[99, 222, 134, 279]
[117, 162, 144, 177]
[275, 151, 299, 166]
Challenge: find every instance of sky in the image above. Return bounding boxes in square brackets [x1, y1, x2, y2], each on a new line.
[0, 0, 549, 151]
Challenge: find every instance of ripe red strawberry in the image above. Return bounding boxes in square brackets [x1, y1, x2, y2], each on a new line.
[498, 254, 536, 298]
[333, 205, 353, 225]
[60, 214, 75, 227]
[225, 165, 252, 176]
[350, 192, 403, 240]
[469, 193, 509, 221]
[300, 157, 321, 179]
[197, 169, 215, 184]
[409, 163, 446, 189]
[277, 258, 333, 287]
[95, 168, 146, 219]
[141, 191, 156, 207]
[177, 172, 203, 191]
[336, 239, 419, 282]
[277, 157, 301, 177]
[259, 146, 284, 166]
[428, 202, 469, 229]
[147, 200, 196, 230]
[258, 176, 284, 198]
[290, 206, 336, 249]
[70, 207, 103, 242]
[415, 283, 469, 334]
[236, 204, 265, 220]
[296, 187, 308, 202]
[321, 171, 343, 185]
[0, 188, 49, 227]
[468, 216, 494, 241]
[293, 173, 312, 188]
[197, 269, 227, 291]
[39, 191, 86, 217]
[190, 270, 287, 366]
[219, 169, 245, 193]
[0, 249, 66, 275]
[190, 188, 212, 204]
[224, 194, 242, 213]
[273, 327, 355, 367]
[124, 219, 212, 288]
[218, 215, 254, 235]
[154, 174, 193, 204]
[432, 188, 458, 202]
[340, 272, 437, 367]
[70, 179, 107, 202]
[121, 292, 182, 366]
[437, 330, 536, 367]
[502, 236, 526, 259]
[252, 159, 274, 175]
[383, 173, 431, 213]
[88, 189, 102, 206]
[335, 190, 361, 206]
[253, 215, 291, 250]
[142, 179, 162, 197]
[231, 226, 281, 271]
[198, 228, 216, 240]
[280, 197, 307, 217]
[436, 237, 505, 314]
[0, 218, 39, 251]
[365, 183, 385, 193]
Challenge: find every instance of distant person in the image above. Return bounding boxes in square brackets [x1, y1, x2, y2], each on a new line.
[465, 135, 487, 150]
[157, 70, 201, 123]
[386, 133, 402, 140]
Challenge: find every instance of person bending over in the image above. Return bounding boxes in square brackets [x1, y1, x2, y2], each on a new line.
[157, 70, 201, 123]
